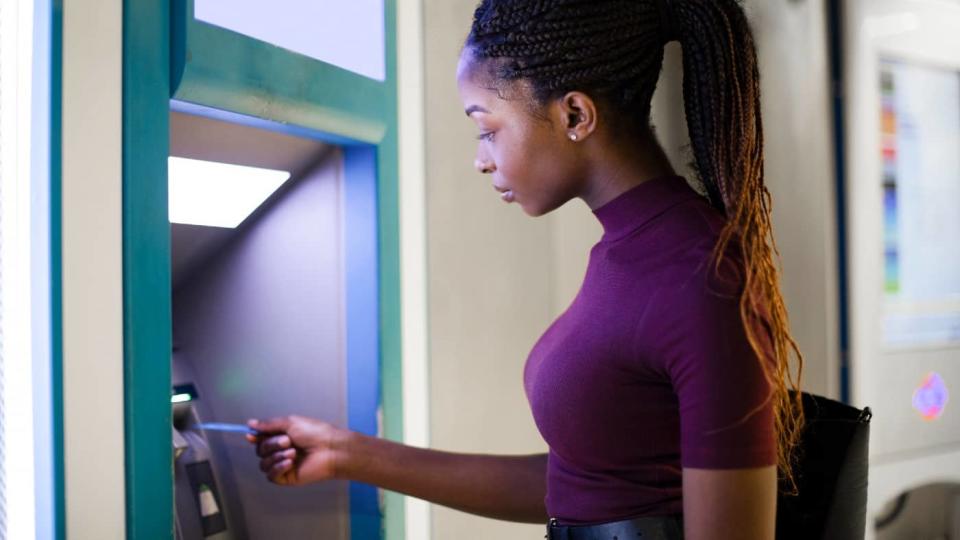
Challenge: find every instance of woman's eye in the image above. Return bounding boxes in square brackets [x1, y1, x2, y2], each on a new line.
[476, 131, 495, 142]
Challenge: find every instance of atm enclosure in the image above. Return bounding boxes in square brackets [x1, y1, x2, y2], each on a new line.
[169, 112, 353, 539]
[122, 1, 403, 538]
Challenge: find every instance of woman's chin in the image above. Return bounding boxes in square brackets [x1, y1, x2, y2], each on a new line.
[519, 202, 550, 217]
[519, 197, 567, 218]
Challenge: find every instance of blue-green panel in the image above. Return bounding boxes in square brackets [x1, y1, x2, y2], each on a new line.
[122, 0, 174, 538]
[375, 1, 404, 537]
[49, 0, 66, 537]
[172, 0, 390, 144]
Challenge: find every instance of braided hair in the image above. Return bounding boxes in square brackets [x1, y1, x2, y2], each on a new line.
[466, 0, 805, 493]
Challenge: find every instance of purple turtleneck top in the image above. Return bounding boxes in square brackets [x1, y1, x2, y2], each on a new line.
[524, 175, 775, 524]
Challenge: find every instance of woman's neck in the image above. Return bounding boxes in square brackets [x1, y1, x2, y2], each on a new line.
[578, 131, 676, 210]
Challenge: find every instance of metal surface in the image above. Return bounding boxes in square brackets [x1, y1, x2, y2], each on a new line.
[168, 109, 331, 289]
[172, 152, 350, 539]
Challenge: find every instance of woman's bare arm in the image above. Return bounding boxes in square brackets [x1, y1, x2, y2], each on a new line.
[347, 433, 548, 522]
[250, 416, 548, 523]
[682, 466, 776, 540]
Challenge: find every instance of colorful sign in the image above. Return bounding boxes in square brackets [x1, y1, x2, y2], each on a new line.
[879, 59, 960, 348]
[912, 372, 949, 421]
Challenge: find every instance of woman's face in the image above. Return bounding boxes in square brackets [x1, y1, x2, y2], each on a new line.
[456, 50, 587, 217]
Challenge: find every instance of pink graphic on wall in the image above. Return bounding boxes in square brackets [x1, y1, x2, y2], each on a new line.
[912, 372, 949, 421]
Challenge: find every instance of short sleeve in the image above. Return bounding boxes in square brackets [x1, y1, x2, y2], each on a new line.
[648, 252, 776, 469]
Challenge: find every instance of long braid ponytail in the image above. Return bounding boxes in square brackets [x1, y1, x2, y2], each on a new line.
[672, 0, 805, 493]
[467, 0, 804, 492]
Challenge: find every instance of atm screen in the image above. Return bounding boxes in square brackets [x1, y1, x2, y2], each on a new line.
[880, 58, 960, 349]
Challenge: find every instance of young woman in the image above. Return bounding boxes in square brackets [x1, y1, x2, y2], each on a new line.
[249, 1, 804, 538]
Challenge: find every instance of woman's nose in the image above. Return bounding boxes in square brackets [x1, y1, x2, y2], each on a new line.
[474, 157, 495, 174]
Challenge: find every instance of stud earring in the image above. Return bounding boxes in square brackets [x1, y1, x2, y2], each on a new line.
[569, 133, 578, 141]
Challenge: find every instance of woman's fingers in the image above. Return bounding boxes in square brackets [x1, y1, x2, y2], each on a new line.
[249, 416, 292, 435]
[259, 448, 296, 473]
[267, 458, 294, 483]
[256, 435, 292, 457]
[247, 415, 334, 485]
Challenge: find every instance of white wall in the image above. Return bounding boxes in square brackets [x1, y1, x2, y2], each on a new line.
[396, 0, 432, 537]
[194, 0, 386, 81]
[418, 1, 839, 538]
[0, 1, 39, 537]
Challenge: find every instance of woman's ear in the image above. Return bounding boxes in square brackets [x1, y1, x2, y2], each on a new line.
[556, 91, 599, 142]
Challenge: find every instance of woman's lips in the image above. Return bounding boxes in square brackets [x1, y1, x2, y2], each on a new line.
[493, 184, 515, 203]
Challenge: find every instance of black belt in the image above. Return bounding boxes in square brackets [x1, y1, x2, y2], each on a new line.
[546, 515, 684, 540]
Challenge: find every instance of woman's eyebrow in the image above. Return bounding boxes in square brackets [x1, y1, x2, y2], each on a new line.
[465, 105, 490, 116]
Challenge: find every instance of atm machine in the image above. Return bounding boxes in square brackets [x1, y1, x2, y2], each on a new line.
[167, 110, 354, 539]
[122, 1, 404, 539]
[844, 1, 960, 537]
[172, 383, 235, 540]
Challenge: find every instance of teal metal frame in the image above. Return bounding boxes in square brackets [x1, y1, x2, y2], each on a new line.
[50, 1, 65, 536]
[123, 0, 174, 537]
[123, 1, 403, 538]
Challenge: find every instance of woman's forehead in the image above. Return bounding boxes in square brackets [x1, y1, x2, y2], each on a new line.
[461, 67, 537, 105]
[457, 51, 552, 124]
[460, 82, 543, 125]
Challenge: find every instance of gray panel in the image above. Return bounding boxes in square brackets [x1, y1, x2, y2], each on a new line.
[172, 355, 241, 540]
[866, 349, 960, 459]
[170, 111, 327, 174]
[170, 224, 234, 289]
[168, 110, 333, 291]
[874, 483, 960, 539]
[173, 150, 349, 540]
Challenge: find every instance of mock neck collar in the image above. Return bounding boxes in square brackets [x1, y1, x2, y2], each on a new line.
[592, 175, 702, 241]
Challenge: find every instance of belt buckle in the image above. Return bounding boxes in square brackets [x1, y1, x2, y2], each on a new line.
[546, 518, 567, 540]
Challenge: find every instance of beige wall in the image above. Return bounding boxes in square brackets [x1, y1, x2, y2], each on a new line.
[62, 0, 126, 537]
[420, 1, 838, 538]
[747, 0, 839, 399]
[423, 3, 551, 538]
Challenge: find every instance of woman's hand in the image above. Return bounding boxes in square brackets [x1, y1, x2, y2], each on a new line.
[246, 416, 353, 486]
[251, 416, 548, 522]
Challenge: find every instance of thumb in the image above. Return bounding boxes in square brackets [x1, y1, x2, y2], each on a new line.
[248, 416, 292, 435]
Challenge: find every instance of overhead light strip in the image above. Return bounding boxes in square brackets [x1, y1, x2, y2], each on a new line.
[168, 157, 291, 228]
